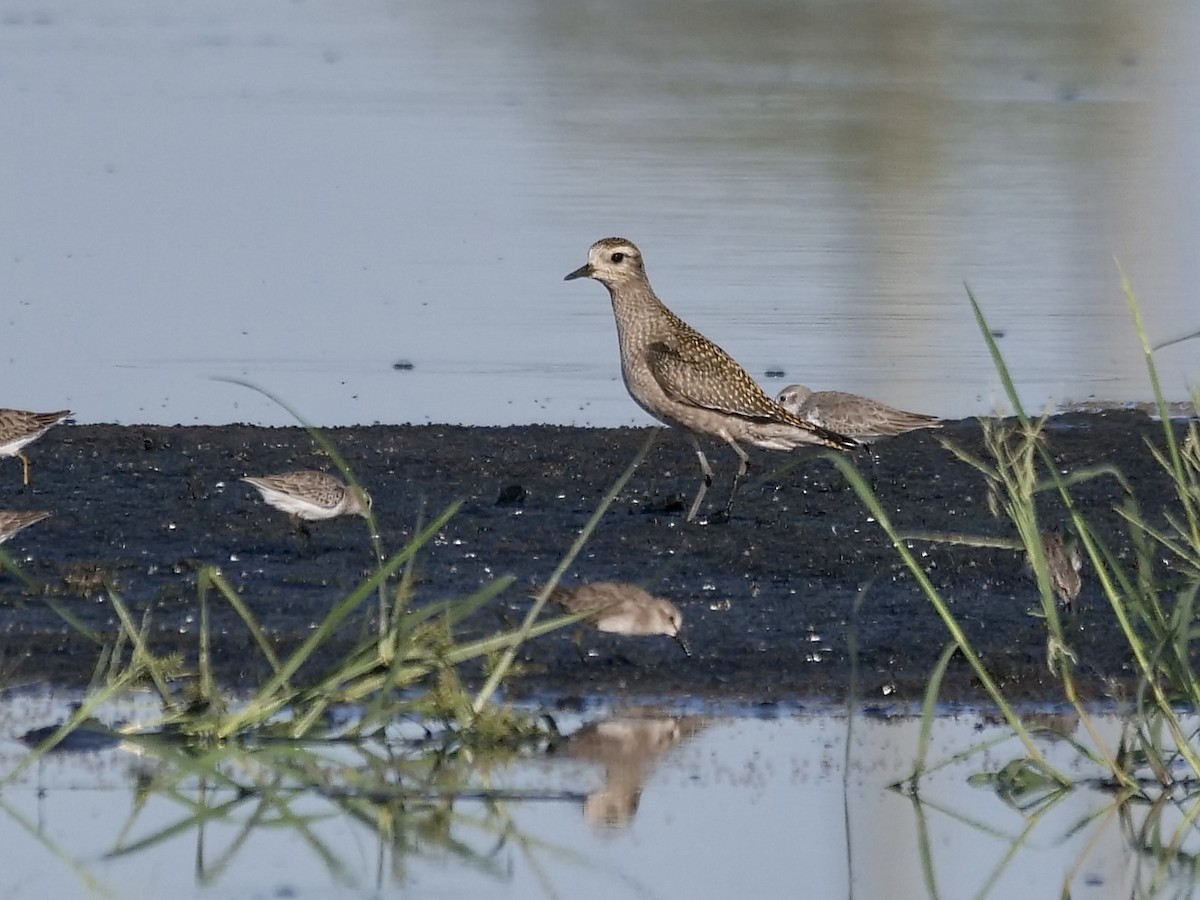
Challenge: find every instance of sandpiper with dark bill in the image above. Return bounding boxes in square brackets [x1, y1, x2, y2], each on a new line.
[774, 384, 940, 442]
[565, 238, 856, 522]
[242, 470, 371, 540]
[538, 580, 691, 657]
[0, 409, 71, 487]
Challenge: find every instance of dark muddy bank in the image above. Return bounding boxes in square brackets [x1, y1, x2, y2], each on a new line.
[0, 412, 1190, 705]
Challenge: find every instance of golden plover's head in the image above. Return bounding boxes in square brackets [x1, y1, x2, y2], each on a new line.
[565, 237, 645, 286]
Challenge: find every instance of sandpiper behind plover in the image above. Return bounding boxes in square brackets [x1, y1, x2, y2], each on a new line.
[565, 238, 855, 522]
[775, 384, 939, 442]
[0, 409, 71, 486]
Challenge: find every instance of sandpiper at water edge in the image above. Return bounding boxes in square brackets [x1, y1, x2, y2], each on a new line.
[537, 580, 691, 656]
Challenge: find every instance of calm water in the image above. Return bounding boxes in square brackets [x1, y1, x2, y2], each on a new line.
[1, 0, 1196, 427]
[0, 693, 1181, 899]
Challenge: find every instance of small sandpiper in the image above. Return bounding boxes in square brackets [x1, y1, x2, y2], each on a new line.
[538, 580, 691, 656]
[0, 409, 71, 486]
[0, 509, 51, 545]
[565, 238, 856, 522]
[1029, 528, 1083, 612]
[0, 509, 51, 572]
[775, 384, 939, 442]
[242, 470, 371, 538]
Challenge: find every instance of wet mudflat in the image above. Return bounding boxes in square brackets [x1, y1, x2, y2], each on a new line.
[0, 411, 1186, 703]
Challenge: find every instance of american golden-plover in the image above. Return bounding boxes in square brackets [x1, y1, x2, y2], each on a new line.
[565, 238, 855, 522]
[540, 580, 690, 656]
[242, 471, 371, 536]
[775, 384, 939, 442]
[0, 409, 71, 486]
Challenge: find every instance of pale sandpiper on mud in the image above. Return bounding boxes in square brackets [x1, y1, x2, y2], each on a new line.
[242, 470, 371, 540]
[565, 238, 856, 522]
[538, 580, 691, 656]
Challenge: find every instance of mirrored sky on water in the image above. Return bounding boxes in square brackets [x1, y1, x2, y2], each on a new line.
[2, 0, 1197, 426]
[0, 693, 1166, 899]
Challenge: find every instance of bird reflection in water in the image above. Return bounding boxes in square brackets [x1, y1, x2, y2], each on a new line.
[555, 715, 707, 828]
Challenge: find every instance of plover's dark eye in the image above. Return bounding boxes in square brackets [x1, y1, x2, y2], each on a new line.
[611, 252, 625, 263]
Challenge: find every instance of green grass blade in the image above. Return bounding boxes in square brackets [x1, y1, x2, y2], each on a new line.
[216, 502, 461, 738]
[471, 431, 658, 715]
[966, 284, 1030, 425]
[202, 567, 285, 680]
[911, 642, 959, 784]
[831, 453, 1063, 780]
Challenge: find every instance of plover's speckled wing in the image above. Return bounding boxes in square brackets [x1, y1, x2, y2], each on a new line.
[649, 340, 779, 418]
[648, 341, 854, 443]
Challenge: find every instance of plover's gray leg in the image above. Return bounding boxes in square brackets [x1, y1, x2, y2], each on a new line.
[718, 437, 751, 521]
[687, 435, 716, 523]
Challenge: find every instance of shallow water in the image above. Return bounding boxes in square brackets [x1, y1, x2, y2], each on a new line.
[1, 0, 1196, 427]
[1, 691, 1191, 899]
